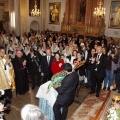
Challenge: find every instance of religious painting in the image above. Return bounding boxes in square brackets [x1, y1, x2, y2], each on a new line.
[77, 0, 86, 23]
[29, 0, 40, 17]
[49, 2, 61, 24]
[109, 1, 120, 29]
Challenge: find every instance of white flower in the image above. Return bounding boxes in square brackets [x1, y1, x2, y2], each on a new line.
[107, 107, 119, 120]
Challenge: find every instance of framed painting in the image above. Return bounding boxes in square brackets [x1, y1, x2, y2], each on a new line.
[49, 2, 61, 24]
[109, 1, 120, 29]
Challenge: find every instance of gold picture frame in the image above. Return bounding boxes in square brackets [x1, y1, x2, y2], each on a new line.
[49, 2, 61, 25]
[109, 1, 120, 29]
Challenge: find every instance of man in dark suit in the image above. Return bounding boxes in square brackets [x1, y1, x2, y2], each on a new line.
[27, 49, 41, 89]
[89, 46, 107, 97]
[41, 48, 54, 83]
[53, 63, 79, 120]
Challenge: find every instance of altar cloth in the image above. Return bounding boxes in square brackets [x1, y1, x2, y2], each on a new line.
[36, 81, 58, 120]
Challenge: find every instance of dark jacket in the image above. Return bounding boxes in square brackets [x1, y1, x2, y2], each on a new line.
[86, 53, 96, 70]
[91, 53, 107, 78]
[41, 56, 54, 74]
[73, 58, 86, 76]
[56, 72, 79, 105]
[27, 53, 40, 73]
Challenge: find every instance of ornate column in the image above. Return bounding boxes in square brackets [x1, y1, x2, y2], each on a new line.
[85, 0, 98, 27]
[40, 0, 46, 31]
[62, 0, 69, 25]
[14, 0, 21, 36]
[20, 0, 27, 34]
[4, 0, 10, 32]
[69, 0, 77, 25]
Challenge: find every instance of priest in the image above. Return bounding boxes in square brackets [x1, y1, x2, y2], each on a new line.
[0, 46, 15, 99]
[12, 50, 29, 95]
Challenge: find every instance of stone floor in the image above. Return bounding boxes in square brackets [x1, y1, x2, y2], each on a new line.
[5, 83, 90, 120]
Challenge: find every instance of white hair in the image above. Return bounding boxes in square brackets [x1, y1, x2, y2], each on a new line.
[21, 104, 46, 120]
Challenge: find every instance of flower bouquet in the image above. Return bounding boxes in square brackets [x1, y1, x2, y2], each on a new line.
[73, 60, 86, 70]
[106, 96, 120, 120]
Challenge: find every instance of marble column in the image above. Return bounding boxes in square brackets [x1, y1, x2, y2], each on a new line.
[14, 0, 21, 36]
[9, 0, 15, 33]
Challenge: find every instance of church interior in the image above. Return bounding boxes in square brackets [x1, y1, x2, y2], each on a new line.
[0, 0, 120, 120]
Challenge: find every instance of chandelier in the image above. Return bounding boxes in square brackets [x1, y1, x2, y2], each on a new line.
[93, 0, 105, 18]
[31, 0, 40, 17]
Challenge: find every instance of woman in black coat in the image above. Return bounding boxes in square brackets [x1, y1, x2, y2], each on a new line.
[73, 51, 86, 83]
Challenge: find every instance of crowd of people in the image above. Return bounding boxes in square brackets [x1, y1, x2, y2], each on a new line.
[0, 29, 120, 119]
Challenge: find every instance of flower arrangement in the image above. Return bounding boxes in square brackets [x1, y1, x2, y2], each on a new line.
[73, 60, 86, 70]
[106, 95, 120, 120]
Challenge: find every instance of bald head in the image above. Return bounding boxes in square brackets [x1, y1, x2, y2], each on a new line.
[16, 50, 23, 58]
[96, 46, 102, 54]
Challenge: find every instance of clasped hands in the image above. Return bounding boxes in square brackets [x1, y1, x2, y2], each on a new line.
[91, 57, 99, 63]
[23, 60, 27, 66]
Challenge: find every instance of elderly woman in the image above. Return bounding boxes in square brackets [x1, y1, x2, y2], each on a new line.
[21, 104, 46, 120]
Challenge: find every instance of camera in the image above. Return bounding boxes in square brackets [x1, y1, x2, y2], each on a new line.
[0, 97, 11, 115]
[0, 91, 11, 120]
